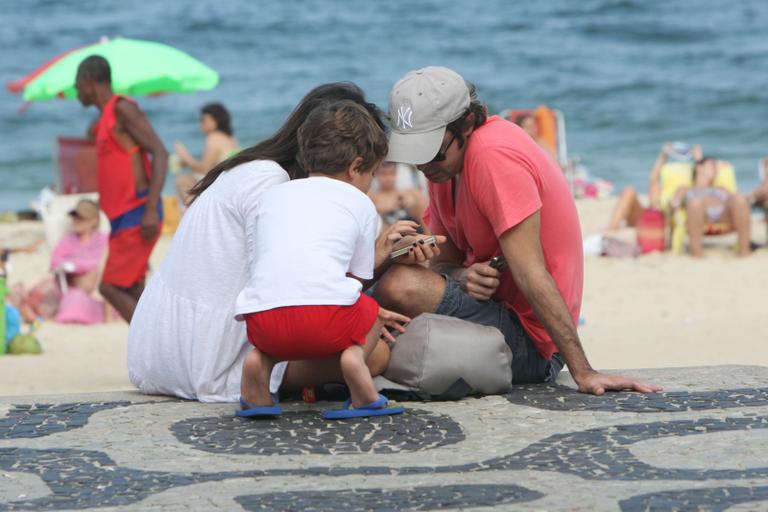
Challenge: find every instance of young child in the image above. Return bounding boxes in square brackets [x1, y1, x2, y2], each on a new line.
[235, 100, 411, 419]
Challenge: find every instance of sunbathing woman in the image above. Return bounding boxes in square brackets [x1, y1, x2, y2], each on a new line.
[608, 143, 701, 231]
[669, 157, 751, 257]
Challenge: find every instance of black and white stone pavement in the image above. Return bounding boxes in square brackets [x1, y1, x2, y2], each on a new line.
[1, 365, 767, 511]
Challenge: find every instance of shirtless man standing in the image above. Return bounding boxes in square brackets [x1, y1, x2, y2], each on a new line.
[75, 55, 168, 322]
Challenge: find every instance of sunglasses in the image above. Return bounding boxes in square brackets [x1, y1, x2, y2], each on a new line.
[428, 132, 457, 164]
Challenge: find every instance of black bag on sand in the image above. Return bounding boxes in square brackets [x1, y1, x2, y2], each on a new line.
[374, 313, 513, 401]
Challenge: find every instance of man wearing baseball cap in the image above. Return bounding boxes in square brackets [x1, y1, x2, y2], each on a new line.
[377, 66, 661, 396]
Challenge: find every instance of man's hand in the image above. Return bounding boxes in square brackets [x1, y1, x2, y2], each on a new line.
[378, 307, 411, 343]
[140, 207, 160, 241]
[458, 260, 501, 300]
[574, 370, 663, 395]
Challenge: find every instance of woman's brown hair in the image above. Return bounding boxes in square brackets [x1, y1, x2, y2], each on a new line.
[187, 82, 385, 204]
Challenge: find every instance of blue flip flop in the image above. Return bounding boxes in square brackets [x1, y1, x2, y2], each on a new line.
[235, 398, 282, 418]
[322, 394, 404, 420]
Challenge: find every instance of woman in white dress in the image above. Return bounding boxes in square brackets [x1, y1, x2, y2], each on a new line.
[128, 83, 419, 402]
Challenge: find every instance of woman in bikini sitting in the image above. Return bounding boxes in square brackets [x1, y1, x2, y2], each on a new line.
[175, 103, 240, 206]
[669, 156, 751, 257]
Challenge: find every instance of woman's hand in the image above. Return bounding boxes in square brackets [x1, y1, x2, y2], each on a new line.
[378, 307, 411, 343]
[374, 220, 419, 268]
[174, 142, 191, 166]
[692, 144, 703, 161]
[392, 234, 447, 265]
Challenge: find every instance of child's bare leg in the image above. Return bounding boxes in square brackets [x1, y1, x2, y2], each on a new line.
[72, 268, 100, 294]
[341, 319, 385, 407]
[341, 346, 380, 407]
[241, 348, 279, 406]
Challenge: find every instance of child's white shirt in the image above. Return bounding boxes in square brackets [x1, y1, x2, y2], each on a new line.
[235, 176, 379, 316]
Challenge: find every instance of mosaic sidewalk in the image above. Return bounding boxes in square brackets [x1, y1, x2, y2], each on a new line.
[1, 365, 767, 511]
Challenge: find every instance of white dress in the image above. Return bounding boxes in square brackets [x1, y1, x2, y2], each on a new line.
[128, 160, 289, 402]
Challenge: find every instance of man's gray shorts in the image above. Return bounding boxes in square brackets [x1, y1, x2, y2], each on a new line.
[434, 275, 563, 384]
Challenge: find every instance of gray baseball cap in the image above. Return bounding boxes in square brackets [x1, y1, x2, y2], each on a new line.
[387, 66, 470, 165]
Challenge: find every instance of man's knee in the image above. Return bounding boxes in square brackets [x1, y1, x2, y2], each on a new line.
[374, 264, 444, 313]
[374, 264, 422, 308]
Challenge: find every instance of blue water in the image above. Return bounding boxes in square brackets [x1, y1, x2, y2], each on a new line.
[2, 0, 768, 210]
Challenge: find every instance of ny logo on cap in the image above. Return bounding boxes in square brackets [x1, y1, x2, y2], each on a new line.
[396, 105, 413, 130]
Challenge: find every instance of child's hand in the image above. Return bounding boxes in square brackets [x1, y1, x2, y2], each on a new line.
[393, 234, 447, 265]
[378, 307, 411, 343]
[374, 220, 419, 268]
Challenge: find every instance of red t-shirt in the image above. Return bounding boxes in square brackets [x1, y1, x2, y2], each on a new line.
[423, 116, 583, 360]
[95, 95, 152, 220]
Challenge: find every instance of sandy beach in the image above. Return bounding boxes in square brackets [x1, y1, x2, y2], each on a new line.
[1, 199, 766, 397]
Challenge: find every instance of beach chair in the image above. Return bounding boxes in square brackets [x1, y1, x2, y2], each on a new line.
[660, 161, 738, 254]
[40, 193, 109, 250]
[55, 137, 98, 194]
[55, 136, 182, 235]
[501, 105, 568, 167]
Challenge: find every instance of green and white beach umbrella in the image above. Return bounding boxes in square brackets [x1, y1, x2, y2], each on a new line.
[9, 37, 219, 102]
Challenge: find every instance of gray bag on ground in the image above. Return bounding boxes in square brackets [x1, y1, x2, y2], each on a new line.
[374, 313, 513, 400]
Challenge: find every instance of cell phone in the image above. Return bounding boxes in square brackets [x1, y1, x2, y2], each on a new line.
[489, 255, 507, 271]
[390, 235, 437, 259]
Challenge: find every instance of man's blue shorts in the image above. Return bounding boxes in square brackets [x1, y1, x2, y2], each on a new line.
[434, 275, 564, 384]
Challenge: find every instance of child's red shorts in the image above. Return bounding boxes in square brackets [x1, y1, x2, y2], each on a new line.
[244, 293, 379, 360]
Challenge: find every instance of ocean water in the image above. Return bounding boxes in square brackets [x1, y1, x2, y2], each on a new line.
[2, 0, 767, 210]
